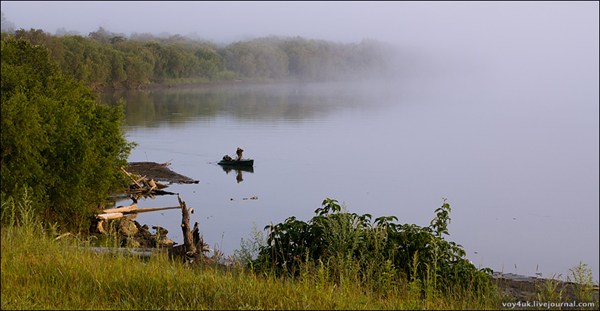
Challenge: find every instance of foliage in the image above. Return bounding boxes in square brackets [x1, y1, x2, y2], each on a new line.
[0, 37, 133, 231]
[254, 198, 494, 294]
[568, 262, 597, 302]
[4, 28, 398, 90]
[1, 207, 503, 310]
[2, 198, 595, 310]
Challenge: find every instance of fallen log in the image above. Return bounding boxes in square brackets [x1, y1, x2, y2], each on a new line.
[83, 246, 165, 258]
[97, 212, 125, 220]
[131, 206, 181, 213]
[101, 205, 181, 215]
[102, 204, 138, 214]
[95, 204, 182, 235]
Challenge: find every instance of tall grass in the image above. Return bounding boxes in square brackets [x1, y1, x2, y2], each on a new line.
[2, 193, 596, 310]
[1, 228, 503, 309]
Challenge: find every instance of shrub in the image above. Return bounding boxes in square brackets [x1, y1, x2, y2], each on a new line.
[1, 37, 133, 231]
[253, 198, 493, 294]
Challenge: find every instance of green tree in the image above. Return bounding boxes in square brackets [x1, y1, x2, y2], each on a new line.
[109, 50, 127, 88]
[9, 29, 398, 89]
[194, 45, 222, 80]
[1, 37, 133, 231]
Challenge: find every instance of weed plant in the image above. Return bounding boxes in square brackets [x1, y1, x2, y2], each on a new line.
[2, 193, 597, 310]
[253, 198, 495, 298]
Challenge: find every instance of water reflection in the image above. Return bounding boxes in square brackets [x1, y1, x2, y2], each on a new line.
[219, 165, 254, 183]
[99, 81, 394, 127]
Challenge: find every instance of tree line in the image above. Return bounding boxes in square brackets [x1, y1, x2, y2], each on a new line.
[3, 27, 398, 90]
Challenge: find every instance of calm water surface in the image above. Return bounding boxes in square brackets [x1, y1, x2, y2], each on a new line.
[103, 74, 599, 280]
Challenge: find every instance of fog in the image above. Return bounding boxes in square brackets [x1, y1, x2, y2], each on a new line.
[2, 1, 599, 278]
[3, 2, 598, 83]
[2, 2, 598, 74]
[1, 2, 596, 47]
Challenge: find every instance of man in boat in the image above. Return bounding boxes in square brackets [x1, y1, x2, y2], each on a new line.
[236, 147, 244, 161]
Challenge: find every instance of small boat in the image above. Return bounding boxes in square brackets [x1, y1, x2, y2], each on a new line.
[217, 159, 254, 167]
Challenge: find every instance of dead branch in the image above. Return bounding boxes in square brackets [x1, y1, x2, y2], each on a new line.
[178, 195, 197, 257]
[121, 167, 143, 189]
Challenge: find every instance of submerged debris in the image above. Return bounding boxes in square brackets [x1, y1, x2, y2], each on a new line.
[94, 203, 181, 234]
[91, 195, 213, 265]
[125, 162, 200, 184]
[92, 163, 214, 264]
[121, 167, 177, 200]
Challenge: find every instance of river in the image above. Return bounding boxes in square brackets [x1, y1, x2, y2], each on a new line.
[101, 71, 598, 280]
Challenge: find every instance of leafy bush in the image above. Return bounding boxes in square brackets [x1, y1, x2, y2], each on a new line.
[1, 37, 133, 231]
[253, 198, 493, 294]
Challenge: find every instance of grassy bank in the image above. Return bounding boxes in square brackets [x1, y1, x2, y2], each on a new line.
[1, 227, 500, 310]
[2, 198, 597, 310]
[0, 197, 502, 310]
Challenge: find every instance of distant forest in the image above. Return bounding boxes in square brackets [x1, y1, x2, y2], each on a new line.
[1, 27, 398, 90]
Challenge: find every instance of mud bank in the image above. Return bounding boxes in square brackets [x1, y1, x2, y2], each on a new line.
[125, 162, 199, 184]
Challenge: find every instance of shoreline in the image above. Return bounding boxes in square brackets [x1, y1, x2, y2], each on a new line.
[96, 78, 294, 94]
[492, 271, 599, 301]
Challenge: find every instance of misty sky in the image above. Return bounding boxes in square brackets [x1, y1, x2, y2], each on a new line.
[1, 1, 598, 48]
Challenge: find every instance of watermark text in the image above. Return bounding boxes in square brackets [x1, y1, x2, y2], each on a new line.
[502, 300, 596, 309]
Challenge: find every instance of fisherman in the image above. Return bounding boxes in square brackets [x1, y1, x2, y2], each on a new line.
[236, 147, 244, 161]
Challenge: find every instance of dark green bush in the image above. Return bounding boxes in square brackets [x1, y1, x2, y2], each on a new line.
[1, 37, 133, 231]
[253, 198, 493, 293]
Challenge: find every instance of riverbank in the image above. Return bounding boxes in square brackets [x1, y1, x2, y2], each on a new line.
[2, 179, 598, 310]
[493, 272, 599, 302]
[2, 223, 598, 310]
[96, 78, 281, 93]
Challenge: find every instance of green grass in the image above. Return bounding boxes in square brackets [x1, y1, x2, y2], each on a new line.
[1, 196, 597, 310]
[1, 224, 507, 310]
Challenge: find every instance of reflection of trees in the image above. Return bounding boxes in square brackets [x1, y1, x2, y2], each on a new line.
[100, 82, 385, 127]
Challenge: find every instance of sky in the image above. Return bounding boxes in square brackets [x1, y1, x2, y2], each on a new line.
[1, 1, 598, 48]
[2, 1, 598, 79]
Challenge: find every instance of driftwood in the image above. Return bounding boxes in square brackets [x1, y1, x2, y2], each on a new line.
[96, 212, 125, 221]
[92, 194, 210, 262]
[101, 204, 181, 215]
[95, 203, 181, 234]
[122, 167, 143, 189]
[179, 195, 196, 256]
[102, 203, 138, 214]
[121, 166, 175, 199]
[168, 195, 209, 264]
